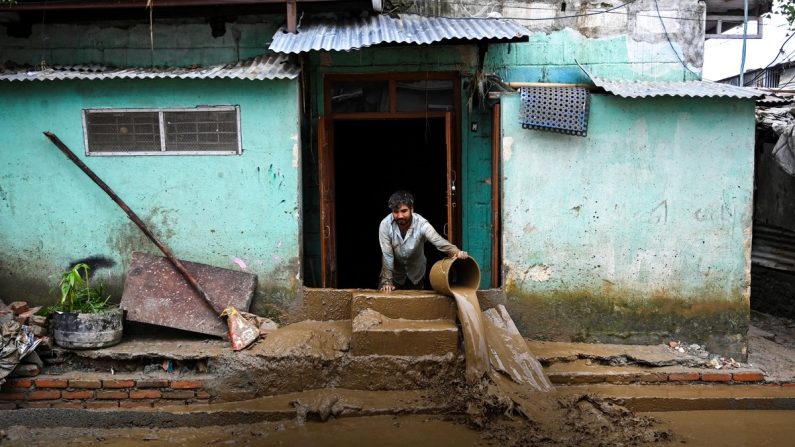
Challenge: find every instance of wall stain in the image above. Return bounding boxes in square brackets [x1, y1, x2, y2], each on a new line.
[502, 285, 749, 360]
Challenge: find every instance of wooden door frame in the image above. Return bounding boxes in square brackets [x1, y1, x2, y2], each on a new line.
[318, 72, 462, 287]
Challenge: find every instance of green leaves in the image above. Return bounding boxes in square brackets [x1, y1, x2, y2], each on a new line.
[53, 263, 112, 314]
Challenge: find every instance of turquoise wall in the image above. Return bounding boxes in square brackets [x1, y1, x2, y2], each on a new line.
[500, 93, 755, 358]
[0, 78, 301, 317]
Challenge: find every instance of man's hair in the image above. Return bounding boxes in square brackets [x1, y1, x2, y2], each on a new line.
[388, 190, 414, 211]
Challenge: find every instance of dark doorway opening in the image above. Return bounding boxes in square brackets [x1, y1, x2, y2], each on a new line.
[334, 118, 448, 289]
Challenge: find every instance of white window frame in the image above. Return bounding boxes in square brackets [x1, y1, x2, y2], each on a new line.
[82, 106, 242, 156]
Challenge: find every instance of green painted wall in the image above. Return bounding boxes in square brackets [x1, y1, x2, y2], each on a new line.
[500, 93, 755, 358]
[0, 78, 301, 318]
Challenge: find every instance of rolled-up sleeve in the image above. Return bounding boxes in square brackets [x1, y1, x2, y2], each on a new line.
[422, 221, 459, 256]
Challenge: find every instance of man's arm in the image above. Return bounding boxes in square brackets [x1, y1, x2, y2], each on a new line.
[379, 221, 396, 291]
[422, 222, 468, 259]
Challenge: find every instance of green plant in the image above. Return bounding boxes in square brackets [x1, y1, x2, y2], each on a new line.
[52, 263, 112, 313]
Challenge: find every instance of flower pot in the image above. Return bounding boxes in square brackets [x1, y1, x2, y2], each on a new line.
[52, 307, 123, 349]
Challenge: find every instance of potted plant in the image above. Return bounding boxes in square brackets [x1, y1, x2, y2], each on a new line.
[50, 263, 123, 349]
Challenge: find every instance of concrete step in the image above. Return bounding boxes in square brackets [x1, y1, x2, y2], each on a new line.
[351, 309, 459, 357]
[351, 291, 456, 321]
[544, 360, 765, 385]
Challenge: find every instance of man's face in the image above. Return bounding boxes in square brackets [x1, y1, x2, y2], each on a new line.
[392, 204, 413, 226]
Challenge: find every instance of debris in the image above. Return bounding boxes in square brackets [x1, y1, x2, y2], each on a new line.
[1, 322, 43, 385]
[8, 302, 29, 315]
[11, 363, 40, 377]
[221, 307, 260, 351]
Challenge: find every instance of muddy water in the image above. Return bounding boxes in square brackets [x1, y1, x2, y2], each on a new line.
[650, 410, 795, 447]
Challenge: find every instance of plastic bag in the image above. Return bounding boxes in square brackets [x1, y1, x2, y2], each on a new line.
[220, 307, 260, 351]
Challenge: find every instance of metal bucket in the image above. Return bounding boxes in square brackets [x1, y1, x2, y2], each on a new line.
[430, 256, 481, 296]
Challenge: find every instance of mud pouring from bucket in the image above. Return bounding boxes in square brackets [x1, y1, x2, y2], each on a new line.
[430, 257, 553, 392]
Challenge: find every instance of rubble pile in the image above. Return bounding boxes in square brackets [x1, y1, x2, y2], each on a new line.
[0, 299, 50, 382]
[667, 340, 742, 369]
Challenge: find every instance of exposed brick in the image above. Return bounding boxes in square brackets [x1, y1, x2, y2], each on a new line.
[69, 379, 102, 389]
[96, 391, 128, 400]
[668, 372, 700, 381]
[15, 307, 42, 324]
[103, 379, 135, 389]
[28, 391, 61, 401]
[25, 401, 54, 409]
[51, 402, 85, 409]
[0, 402, 18, 410]
[702, 372, 732, 382]
[62, 390, 94, 400]
[638, 373, 667, 383]
[85, 401, 119, 409]
[9, 378, 33, 389]
[170, 380, 203, 390]
[35, 378, 69, 389]
[0, 392, 27, 401]
[130, 390, 161, 399]
[120, 400, 154, 409]
[196, 391, 211, 399]
[135, 379, 169, 389]
[161, 390, 195, 399]
[733, 372, 765, 382]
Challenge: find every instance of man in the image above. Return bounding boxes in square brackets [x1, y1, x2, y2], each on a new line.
[379, 190, 468, 292]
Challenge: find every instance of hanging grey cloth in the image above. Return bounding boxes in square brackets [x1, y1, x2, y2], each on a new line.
[519, 87, 590, 136]
[772, 124, 795, 176]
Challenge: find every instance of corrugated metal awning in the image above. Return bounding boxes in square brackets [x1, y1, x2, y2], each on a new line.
[269, 13, 530, 54]
[576, 62, 764, 99]
[0, 54, 300, 82]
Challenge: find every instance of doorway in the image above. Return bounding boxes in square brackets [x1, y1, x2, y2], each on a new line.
[333, 118, 449, 289]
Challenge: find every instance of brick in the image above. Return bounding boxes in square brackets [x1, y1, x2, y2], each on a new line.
[702, 372, 732, 382]
[85, 401, 119, 409]
[9, 378, 33, 389]
[15, 306, 42, 324]
[733, 372, 765, 382]
[0, 402, 18, 410]
[69, 379, 102, 389]
[8, 301, 29, 315]
[196, 391, 211, 399]
[120, 400, 154, 409]
[51, 402, 85, 409]
[161, 390, 195, 399]
[25, 401, 54, 409]
[96, 391, 128, 400]
[28, 390, 61, 400]
[782, 383, 795, 388]
[62, 391, 94, 399]
[668, 372, 700, 381]
[103, 379, 135, 389]
[136, 379, 170, 389]
[35, 378, 69, 389]
[170, 380, 203, 390]
[638, 373, 667, 383]
[130, 390, 161, 399]
[0, 392, 27, 401]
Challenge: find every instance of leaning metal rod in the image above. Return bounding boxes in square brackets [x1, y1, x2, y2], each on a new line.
[43, 131, 222, 315]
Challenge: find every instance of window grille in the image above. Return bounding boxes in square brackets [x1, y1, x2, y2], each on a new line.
[83, 106, 241, 155]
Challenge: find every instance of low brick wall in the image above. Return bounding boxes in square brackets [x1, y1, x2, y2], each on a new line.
[547, 369, 767, 385]
[0, 375, 211, 410]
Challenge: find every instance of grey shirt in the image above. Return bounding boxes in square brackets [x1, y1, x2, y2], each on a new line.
[379, 212, 458, 287]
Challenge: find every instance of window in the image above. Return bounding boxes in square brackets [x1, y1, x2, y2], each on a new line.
[83, 106, 241, 155]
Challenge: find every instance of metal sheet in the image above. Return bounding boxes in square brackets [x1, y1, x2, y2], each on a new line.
[519, 86, 589, 136]
[752, 224, 795, 272]
[269, 13, 530, 53]
[0, 54, 300, 82]
[121, 251, 257, 337]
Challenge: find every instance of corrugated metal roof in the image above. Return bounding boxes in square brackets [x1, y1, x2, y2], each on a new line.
[269, 13, 530, 54]
[0, 54, 300, 82]
[589, 76, 766, 99]
[575, 61, 764, 99]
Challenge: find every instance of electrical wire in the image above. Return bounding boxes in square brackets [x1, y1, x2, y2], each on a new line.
[738, 30, 795, 86]
[652, 0, 700, 79]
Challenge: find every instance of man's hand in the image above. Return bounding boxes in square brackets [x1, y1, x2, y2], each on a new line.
[380, 283, 395, 293]
[452, 250, 468, 259]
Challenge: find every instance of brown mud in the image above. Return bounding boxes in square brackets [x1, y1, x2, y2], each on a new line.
[427, 257, 671, 446]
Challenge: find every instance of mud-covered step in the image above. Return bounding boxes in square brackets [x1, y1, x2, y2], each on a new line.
[351, 291, 456, 321]
[351, 309, 459, 357]
[544, 360, 766, 385]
